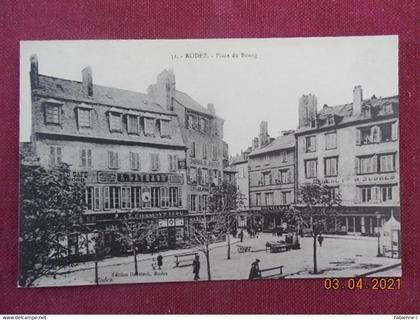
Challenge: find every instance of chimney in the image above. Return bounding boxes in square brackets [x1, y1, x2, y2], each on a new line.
[207, 103, 216, 115]
[82, 66, 93, 97]
[259, 121, 269, 147]
[252, 137, 259, 150]
[353, 85, 363, 115]
[298, 94, 317, 128]
[30, 54, 39, 89]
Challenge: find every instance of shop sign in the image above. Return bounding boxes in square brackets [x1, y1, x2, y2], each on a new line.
[320, 173, 398, 185]
[158, 219, 168, 227]
[97, 171, 184, 184]
[72, 171, 89, 183]
[167, 218, 176, 227]
[97, 171, 117, 184]
[175, 218, 184, 226]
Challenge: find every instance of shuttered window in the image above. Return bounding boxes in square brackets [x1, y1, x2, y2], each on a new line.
[80, 148, 92, 168]
[108, 151, 119, 169]
[130, 152, 140, 170]
[150, 153, 160, 171]
[109, 113, 122, 132]
[49, 146, 62, 166]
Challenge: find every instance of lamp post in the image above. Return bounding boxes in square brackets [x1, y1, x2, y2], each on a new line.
[376, 212, 382, 257]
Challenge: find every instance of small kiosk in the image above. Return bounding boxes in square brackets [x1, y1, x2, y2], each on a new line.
[379, 211, 401, 259]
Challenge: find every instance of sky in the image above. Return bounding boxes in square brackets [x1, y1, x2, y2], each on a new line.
[20, 36, 398, 155]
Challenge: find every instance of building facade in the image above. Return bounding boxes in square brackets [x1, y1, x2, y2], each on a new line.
[295, 86, 399, 235]
[248, 122, 296, 232]
[148, 70, 226, 227]
[29, 56, 190, 256]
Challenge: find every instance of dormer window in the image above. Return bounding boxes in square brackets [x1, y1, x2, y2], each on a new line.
[382, 103, 393, 115]
[43, 99, 63, 125]
[76, 103, 93, 128]
[108, 108, 123, 132]
[160, 117, 171, 138]
[310, 119, 317, 128]
[327, 116, 335, 126]
[143, 117, 155, 136]
[126, 111, 139, 134]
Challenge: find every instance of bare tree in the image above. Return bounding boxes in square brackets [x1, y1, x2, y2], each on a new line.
[187, 213, 228, 280]
[208, 180, 245, 260]
[284, 181, 342, 274]
[108, 214, 160, 275]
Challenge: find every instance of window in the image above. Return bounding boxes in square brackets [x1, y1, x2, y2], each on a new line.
[169, 187, 179, 207]
[256, 193, 262, 206]
[190, 195, 197, 211]
[203, 144, 208, 159]
[121, 187, 131, 209]
[49, 146, 62, 166]
[77, 108, 91, 128]
[108, 151, 119, 169]
[263, 172, 272, 185]
[265, 193, 274, 205]
[186, 114, 193, 129]
[381, 185, 393, 202]
[357, 123, 398, 145]
[213, 145, 218, 160]
[282, 191, 291, 205]
[85, 187, 94, 210]
[151, 187, 160, 208]
[327, 116, 335, 126]
[199, 118, 205, 132]
[305, 159, 317, 178]
[379, 154, 395, 172]
[130, 152, 140, 170]
[202, 195, 208, 211]
[93, 187, 100, 210]
[189, 167, 197, 184]
[328, 187, 339, 200]
[202, 169, 208, 185]
[361, 186, 372, 203]
[143, 117, 155, 136]
[80, 148, 92, 168]
[355, 155, 377, 174]
[131, 187, 141, 208]
[104, 186, 120, 210]
[324, 157, 338, 177]
[44, 103, 61, 124]
[169, 155, 178, 171]
[278, 169, 292, 184]
[325, 132, 337, 150]
[280, 151, 287, 162]
[160, 187, 169, 208]
[190, 142, 196, 158]
[150, 153, 160, 171]
[127, 115, 139, 134]
[109, 112, 122, 132]
[142, 187, 151, 208]
[160, 120, 171, 137]
[305, 136, 316, 152]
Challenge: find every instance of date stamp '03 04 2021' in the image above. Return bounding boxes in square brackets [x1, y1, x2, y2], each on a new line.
[323, 278, 401, 290]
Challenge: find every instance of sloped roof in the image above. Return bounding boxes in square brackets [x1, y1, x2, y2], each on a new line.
[249, 134, 295, 157]
[174, 90, 212, 116]
[298, 95, 399, 133]
[35, 75, 172, 115]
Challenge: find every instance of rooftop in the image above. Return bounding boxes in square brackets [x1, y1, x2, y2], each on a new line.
[248, 134, 295, 157]
[35, 75, 173, 115]
[174, 90, 213, 116]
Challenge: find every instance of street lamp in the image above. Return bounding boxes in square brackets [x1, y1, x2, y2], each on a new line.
[376, 212, 382, 257]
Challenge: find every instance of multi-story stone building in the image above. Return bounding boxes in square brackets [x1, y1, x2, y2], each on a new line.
[28, 55, 189, 255]
[148, 70, 226, 227]
[295, 86, 399, 235]
[248, 122, 296, 232]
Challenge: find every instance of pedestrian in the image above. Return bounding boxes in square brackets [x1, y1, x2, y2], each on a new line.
[157, 254, 163, 270]
[318, 234, 324, 247]
[192, 254, 200, 280]
[239, 229, 244, 242]
[248, 259, 261, 280]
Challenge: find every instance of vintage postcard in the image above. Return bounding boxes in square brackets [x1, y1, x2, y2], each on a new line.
[19, 36, 400, 287]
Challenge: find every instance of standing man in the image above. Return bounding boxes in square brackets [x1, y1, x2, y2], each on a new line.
[248, 259, 261, 280]
[239, 229, 244, 242]
[192, 254, 200, 280]
[157, 254, 163, 270]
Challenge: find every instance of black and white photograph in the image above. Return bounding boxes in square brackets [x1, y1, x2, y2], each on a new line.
[19, 36, 400, 288]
